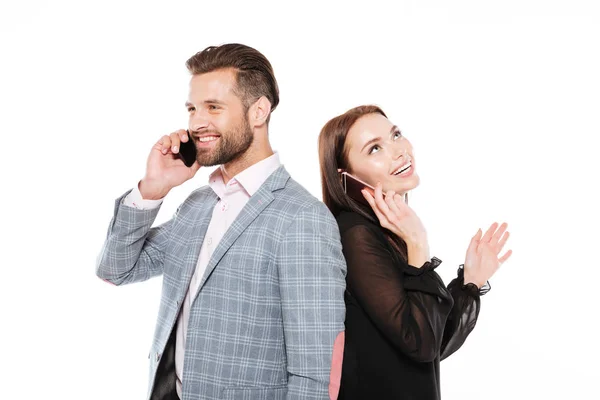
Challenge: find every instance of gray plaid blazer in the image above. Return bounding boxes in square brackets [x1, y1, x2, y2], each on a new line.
[96, 166, 347, 400]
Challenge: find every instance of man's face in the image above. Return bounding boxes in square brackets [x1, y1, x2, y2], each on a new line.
[185, 69, 253, 166]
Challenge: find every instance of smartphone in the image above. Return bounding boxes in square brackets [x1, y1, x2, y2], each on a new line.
[340, 171, 379, 206]
[178, 130, 197, 167]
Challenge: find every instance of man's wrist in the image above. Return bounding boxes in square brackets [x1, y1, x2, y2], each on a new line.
[139, 179, 169, 200]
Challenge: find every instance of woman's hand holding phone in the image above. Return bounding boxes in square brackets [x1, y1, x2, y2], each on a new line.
[362, 183, 430, 267]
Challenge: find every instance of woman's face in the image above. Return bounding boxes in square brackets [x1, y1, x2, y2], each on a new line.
[345, 113, 420, 194]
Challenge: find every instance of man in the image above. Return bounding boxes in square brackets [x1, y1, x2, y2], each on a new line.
[96, 43, 346, 400]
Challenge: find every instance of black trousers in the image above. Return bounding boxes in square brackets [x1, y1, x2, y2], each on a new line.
[150, 326, 179, 400]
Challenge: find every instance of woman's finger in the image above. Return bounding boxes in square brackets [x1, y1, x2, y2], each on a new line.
[393, 193, 409, 209]
[373, 183, 391, 217]
[481, 222, 499, 243]
[490, 222, 508, 246]
[363, 190, 390, 227]
[468, 228, 482, 253]
[496, 231, 510, 255]
[498, 249, 513, 264]
[382, 190, 402, 223]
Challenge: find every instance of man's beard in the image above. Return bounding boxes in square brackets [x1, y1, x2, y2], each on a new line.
[195, 116, 254, 167]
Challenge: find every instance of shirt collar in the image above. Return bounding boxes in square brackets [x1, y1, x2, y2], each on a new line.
[208, 152, 282, 198]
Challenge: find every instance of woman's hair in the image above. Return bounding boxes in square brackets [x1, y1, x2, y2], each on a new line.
[318, 105, 408, 261]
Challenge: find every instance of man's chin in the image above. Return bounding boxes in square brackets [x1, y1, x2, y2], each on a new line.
[195, 148, 222, 167]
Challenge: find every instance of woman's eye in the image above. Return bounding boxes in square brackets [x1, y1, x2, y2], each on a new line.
[369, 145, 380, 154]
[393, 131, 402, 139]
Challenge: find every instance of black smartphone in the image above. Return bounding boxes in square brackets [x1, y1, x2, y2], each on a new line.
[340, 171, 381, 207]
[178, 130, 197, 167]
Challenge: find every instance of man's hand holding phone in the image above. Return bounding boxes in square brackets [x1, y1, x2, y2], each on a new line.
[139, 130, 200, 200]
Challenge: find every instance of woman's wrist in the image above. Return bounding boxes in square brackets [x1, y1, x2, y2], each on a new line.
[407, 242, 430, 268]
[464, 277, 485, 288]
[459, 265, 492, 295]
[463, 268, 486, 288]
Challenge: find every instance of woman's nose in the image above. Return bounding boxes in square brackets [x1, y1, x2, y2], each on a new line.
[393, 147, 408, 160]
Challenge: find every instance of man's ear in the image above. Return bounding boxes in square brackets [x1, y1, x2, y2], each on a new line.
[249, 96, 272, 127]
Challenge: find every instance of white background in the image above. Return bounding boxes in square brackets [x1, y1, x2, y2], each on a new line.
[1, 0, 598, 398]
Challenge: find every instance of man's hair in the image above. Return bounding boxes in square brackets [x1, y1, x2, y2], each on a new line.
[186, 43, 279, 121]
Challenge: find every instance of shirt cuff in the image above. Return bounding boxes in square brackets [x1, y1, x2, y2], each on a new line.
[122, 184, 164, 210]
[404, 256, 442, 276]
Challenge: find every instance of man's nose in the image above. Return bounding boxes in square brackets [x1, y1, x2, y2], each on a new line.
[190, 112, 209, 132]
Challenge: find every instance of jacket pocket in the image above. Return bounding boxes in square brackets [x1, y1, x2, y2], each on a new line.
[222, 385, 287, 400]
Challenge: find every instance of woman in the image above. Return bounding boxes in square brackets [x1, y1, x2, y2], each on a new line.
[318, 105, 512, 399]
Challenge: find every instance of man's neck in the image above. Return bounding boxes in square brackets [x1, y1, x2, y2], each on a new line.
[220, 145, 274, 184]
